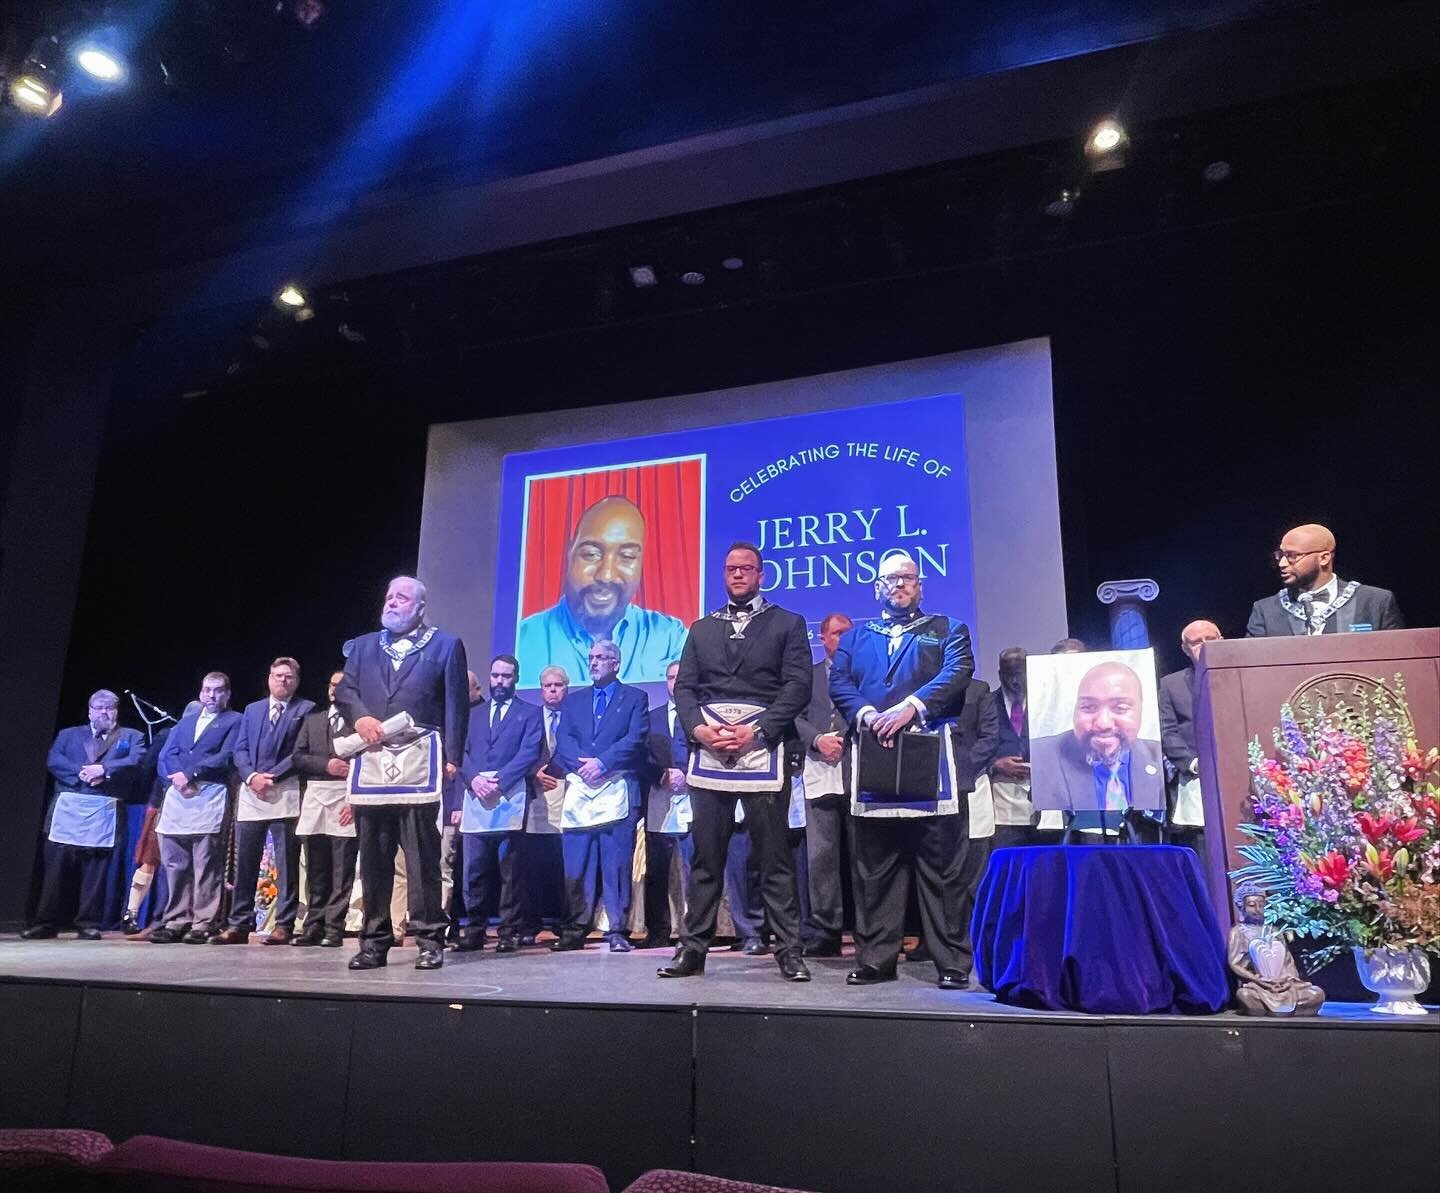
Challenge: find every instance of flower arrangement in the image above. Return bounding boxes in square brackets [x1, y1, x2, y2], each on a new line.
[253, 837, 279, 931]
[1232, 678, 1440, 968]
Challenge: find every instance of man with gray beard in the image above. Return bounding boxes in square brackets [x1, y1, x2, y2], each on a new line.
[335, 576, 469, 971]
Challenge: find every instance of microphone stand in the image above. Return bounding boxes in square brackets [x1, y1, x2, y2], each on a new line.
[126, 690, 176, 744]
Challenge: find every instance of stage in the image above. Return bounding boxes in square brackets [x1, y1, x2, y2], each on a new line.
[1, 936, 1436, 1192]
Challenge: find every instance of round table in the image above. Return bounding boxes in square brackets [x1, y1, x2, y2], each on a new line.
[971, 845, 1229, 1014]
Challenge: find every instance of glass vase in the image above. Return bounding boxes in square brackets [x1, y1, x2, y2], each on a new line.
[1352, 945, 1432, 1016]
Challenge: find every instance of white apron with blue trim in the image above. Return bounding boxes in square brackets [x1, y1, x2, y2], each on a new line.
[686, 702, 783, 794]
[348, 729, 443, 806]
[157, 781, 229, 835]
[461, 771, 528, 834]
[297, 779, 354, 837]
[849, 726, 960, 820]
[49, 792, 118, 848]
[561, 773, 630, 829]
[647, 780, 693, 835]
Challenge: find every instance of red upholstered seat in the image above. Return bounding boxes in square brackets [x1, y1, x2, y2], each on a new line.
[622, 1172, 816, 1193]
[89, 1135, 609, 1193]
[0, 1127, 115, 1168]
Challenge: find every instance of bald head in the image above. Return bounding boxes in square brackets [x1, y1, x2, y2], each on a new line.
[1180, 620, 1222, 663]
[1276, 523, 1335, 593]
[1072, 661, 1143, 763]
[566, 496, 646, 635]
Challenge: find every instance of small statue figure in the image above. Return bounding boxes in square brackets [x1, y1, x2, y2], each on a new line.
[1228, 887, 1325, 1016]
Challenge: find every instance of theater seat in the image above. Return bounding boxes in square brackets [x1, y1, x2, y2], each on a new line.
[89, 1134, 609, 1193]
[622, 1172, 816, 1193]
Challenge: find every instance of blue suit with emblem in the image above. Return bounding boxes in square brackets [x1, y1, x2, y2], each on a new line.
[30, 723, 147, 935]
[828, 610, 977, 981]
[551, 680, 649, 946]
[458, 695, 543, 944]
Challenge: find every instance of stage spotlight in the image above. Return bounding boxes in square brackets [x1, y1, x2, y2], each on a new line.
[276, 283, 307, 308]
[721, 257, 745, 271]
[1085, 118, 1128, 171]
[680, 270, 706, 286]
[628, 265, 658, 288]
[1044, 189, 1076, 218]
[8, 35, 64, 116]
[75, 47, 124, 83]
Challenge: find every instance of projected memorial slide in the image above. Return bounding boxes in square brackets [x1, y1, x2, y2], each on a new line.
[492, 396, 975, 686]
[419, 340, 1067, 695]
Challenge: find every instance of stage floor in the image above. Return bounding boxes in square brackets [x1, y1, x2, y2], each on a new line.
[1, 933, 1431, 1026]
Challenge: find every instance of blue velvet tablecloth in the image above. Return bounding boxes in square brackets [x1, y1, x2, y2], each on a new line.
[971, 846, 1229, 1014]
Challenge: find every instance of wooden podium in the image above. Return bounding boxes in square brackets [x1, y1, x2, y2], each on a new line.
[1194, 628, 1440, 931]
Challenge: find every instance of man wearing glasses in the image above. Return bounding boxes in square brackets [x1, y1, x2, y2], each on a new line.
[659, 541, 814, 981]
[1246, 523, 1403, 637]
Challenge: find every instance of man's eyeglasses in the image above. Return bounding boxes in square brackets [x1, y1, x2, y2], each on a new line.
[1272, 549, 1322, 564]
[878, 573, 920, 589]
[724, 564, 760, 576]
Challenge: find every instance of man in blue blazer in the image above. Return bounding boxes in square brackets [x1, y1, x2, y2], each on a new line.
[335, 575, 469, 971]
[457, 654, 543, 953]
[151, 672, 243, 944]
[550, 639, 649, 952]
[829, 549, 976, 990]
[215, 657, 316, 945]
[24, 689, 146, 940]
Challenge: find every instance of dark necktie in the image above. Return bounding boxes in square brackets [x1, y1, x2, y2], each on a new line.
[594, 687, 609, 726]
[491, 700, 506, 730]
[330, 711, 342, 734]
[1010, 700, 1025, 737]
[547, 709, 559, 745]
[270, 702, 283, 727]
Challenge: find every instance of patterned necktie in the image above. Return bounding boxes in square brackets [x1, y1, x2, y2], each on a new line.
[1104, 765, 1127, 811]
[330, 711, 342, 734]
[270, 702, 283, 727]
[547, 709, 559, 746]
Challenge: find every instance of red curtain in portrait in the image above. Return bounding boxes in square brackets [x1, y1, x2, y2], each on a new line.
[520, 457, 703, 623]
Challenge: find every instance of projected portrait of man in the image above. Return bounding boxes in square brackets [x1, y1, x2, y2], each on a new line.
[517, 494, 688, 686]
[1029, 660, 1163, 815]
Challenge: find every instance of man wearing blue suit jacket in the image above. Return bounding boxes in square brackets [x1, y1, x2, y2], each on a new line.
[457, 653, 543, 953]
[550, 639, 649, 952]
[829, 549, 976, 990]
[215, 657, 316, 945]
[336, 576, 469, 971]
[151, 672, 243, 944]
[24, 690, 146, 940]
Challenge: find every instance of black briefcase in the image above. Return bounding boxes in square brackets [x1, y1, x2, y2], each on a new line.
[856, 729, 942, 800]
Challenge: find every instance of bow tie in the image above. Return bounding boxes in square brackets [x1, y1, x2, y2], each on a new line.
[728, 603, 752, 615]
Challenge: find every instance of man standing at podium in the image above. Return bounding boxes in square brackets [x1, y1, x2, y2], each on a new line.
[1247, 523, 1403, 637]
[829, 548, 976, 990]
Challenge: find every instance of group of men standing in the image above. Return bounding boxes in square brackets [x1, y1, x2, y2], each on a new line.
[26, 519, 1403, 987]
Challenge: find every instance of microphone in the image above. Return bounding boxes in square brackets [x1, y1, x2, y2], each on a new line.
[124, 689, 177, 721]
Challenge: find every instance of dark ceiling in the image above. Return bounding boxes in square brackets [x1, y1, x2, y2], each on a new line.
[0, 0, 1345, 270]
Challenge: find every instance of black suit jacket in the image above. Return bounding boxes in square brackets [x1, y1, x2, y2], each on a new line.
[674, 604, 813, 748]
[293, 707, 352, 778]
[992, 688, 1029, 765]
[795, 658, 844, 757]
[1245, 579, 1403, 637]
[950, 678, 999, 793]
[335, 627, 469, 765]
[1158, 668, 1197, 773]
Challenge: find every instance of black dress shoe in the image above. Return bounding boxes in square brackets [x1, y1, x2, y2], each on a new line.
[348, 950, 388, 970]
[905, 943, 934, 964]
[120, 911, 142, 936]
[776, 949, 811, 982]
[210, 927, 250, 945]
[657, 947, 706, 978]
[742, 937, 770, 956]
[937, 969, 970, 991]
[519, 933, 538, 946]
[320, 933, 344, 948]
[454, 935, 485, 952]
[494, 937, 518, 954]
[608, 933, 634, 953]
[414, 949, 444, 970]
[148, 927, 182, 944]
[638, 933, 671, 949]
[183, 929, 216, 944]
[20, 925, 57, 940]
[847, 964, 898, 986]
[550, 935, 586, 952]
[290, 927, 324, 947]
[803, 940, 842, 958]
[76, 928, 103, 941]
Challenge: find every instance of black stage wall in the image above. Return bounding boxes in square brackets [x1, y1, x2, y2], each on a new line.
[4, 133, 1438, 924]
[1, 978, 1436, 1192]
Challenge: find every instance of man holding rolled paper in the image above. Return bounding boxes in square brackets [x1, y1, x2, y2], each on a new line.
[550, 639, 649, 952]
[334, 575, 469, 971]
[456, 653, 543, 952]
[659, 540, 813, 983]
[828, 548, 976, 990]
